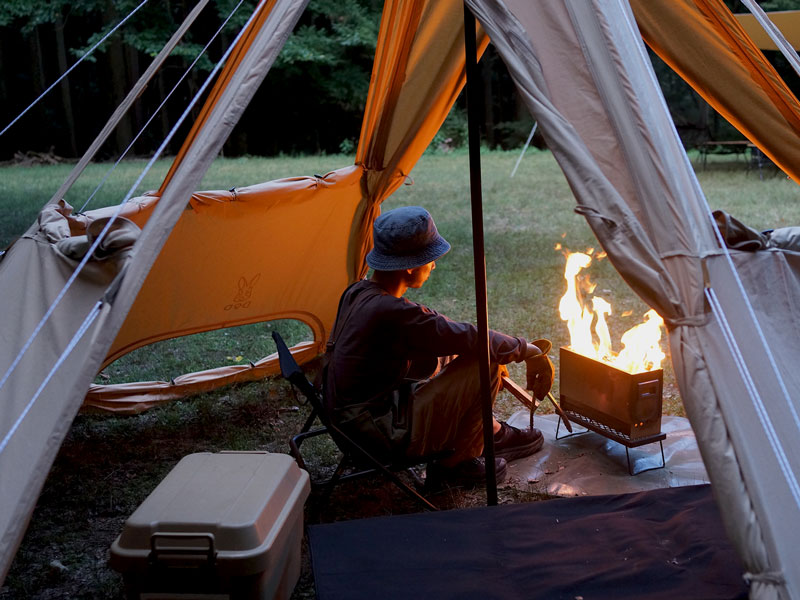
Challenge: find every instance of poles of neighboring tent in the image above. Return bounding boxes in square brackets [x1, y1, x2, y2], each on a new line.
[510, 122, 538, 178]
[463, 4, 497, 506]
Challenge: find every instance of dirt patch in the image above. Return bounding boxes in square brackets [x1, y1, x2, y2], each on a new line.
[3, 149, 68, 167]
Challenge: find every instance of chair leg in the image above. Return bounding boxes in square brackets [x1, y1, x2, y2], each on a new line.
[299, 407, 318, 434]
[288, 437, 306, 472]
[317, 454, 350, 508]
[331, 425, 438, 511]
[406, 467, 425, 489]
[289, 426, 329, 472]
[290, 417, 439, 511]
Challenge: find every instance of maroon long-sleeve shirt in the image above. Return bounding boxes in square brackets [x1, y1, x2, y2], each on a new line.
[326, 280, 528, 410]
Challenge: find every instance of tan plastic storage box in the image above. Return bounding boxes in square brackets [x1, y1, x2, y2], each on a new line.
[109, 451, 310, 600]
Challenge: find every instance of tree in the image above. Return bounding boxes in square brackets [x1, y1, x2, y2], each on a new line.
[0, 0, 384, 159]
[226, 0, 382, 156]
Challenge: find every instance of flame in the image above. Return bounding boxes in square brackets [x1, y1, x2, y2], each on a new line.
[558, 250, 665, 373]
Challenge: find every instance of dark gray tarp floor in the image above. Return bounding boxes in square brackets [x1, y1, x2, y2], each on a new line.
[309, 415, 744, 599]
[308, 484, 748, 600]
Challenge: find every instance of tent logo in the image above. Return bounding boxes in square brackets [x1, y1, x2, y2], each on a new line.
[225, 273, 260, 311]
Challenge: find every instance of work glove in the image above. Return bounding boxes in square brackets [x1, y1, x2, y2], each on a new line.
[525, 338, 555, 401]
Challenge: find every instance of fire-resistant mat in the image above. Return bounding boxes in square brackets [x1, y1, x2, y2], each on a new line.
[308, 484, 747, 600]
[504, 413, 709, 497]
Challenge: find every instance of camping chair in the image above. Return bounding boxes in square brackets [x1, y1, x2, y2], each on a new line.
[272, 331, 449, 511]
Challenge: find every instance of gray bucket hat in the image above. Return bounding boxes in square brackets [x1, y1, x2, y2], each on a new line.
[366, 206, 451, 271]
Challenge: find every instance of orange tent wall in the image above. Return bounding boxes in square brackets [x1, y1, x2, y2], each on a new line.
[84, 166, 364, 412]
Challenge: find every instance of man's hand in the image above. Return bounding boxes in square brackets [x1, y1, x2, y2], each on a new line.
[525, 338, 555, 400]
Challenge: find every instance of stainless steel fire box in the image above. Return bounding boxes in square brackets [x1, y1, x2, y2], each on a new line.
[109, 451, 310, 600]
[559, 347, 665, 445]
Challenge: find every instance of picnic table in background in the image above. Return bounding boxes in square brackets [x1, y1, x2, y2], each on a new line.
[696, 140, 776, 178]
[696, 140, 750, 168]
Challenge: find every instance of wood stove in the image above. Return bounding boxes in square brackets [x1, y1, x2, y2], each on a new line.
[558, 347, 666, 474]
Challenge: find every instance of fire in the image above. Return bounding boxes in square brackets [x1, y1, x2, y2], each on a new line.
[558, 249, 665, 373]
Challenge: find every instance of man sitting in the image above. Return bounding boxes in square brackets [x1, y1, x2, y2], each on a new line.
[324, 206, 554, 486]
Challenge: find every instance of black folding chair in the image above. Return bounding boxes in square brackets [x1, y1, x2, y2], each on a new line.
[272, 331, 448, 511]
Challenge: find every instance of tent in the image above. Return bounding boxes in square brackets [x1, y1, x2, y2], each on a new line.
[1, 1, 799, 597]
[736, 9, 800, 52]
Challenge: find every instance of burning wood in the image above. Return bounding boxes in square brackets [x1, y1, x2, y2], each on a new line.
[557, 247, 665, 374]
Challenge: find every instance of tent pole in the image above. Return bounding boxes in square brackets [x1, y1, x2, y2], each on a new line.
[463, 4, 497, 506]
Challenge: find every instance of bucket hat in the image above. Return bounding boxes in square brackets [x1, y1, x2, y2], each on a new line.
[366, 206, 451, 271]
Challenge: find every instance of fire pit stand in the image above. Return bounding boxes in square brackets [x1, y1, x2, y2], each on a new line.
[554, 414, 666, 476]
[556, 347, 667, 476]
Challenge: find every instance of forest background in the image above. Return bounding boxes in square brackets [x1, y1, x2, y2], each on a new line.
[2, 0, 800, 163]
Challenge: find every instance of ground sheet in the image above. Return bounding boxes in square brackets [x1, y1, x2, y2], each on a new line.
[504, 413, 709, 496]
[308, 484, 747, 600]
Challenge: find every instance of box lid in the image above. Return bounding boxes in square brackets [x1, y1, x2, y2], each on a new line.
[110, 451, 309, 574]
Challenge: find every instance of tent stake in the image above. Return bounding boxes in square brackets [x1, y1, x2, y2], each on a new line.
[463, 4, 497, 506]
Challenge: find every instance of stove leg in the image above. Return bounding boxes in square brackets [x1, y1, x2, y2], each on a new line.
[555, 416, 588, 441]
[625, 440, 666, 476]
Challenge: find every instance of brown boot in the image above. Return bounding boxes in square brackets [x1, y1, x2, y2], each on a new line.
[491, 422, 544, 462]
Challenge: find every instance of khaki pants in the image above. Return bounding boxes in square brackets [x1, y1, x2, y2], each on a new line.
[406, 355, 506, 467]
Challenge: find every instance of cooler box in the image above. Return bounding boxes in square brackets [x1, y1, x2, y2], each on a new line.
[109, 451, 310, 600]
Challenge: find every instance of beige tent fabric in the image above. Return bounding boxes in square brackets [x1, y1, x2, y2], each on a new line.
[0, 0, 307, 582]
[0, 204, 137, 580]
[467, 0, 799, 598]
[632, 0, 800, 187]
[736, 10, 800, 51]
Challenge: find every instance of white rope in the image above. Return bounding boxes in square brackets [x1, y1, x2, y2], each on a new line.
[0, 0, 255, 405]
[618, 0, 800, 503]
[705, 287, 800, 510]
[706, 211, 800, 435]
[740, 0, 800, 78]
[79, 0, 244, 214]
[51, 0, 211, 214]
[0, 302, 102, 456]
[0, 0, 149, 138]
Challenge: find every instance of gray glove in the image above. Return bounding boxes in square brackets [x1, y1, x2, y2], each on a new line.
[525, 338, 555, 401]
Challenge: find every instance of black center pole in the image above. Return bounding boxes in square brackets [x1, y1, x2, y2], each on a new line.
[463, 4, 497, 506]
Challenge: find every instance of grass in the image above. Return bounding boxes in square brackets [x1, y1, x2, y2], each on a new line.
[1, 149, 798, 598]
[98, 320, 313, 384]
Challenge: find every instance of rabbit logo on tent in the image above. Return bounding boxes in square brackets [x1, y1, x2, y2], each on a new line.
[225, 273, 260, 310]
